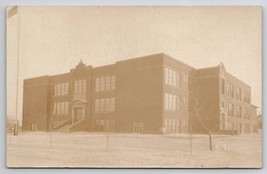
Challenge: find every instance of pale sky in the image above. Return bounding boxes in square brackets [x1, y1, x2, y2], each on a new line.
[7, 6, 262, 123]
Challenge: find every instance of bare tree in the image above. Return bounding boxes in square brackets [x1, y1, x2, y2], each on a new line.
[189, 77, 219, 151]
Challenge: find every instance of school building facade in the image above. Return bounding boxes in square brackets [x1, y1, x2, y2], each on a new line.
[22, 53, 259, 134]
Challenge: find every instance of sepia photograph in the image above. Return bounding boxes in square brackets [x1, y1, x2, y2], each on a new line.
[6, 6, 262, 168]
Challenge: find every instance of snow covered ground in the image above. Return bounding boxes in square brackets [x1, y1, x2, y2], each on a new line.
[6, 132, 262, 168]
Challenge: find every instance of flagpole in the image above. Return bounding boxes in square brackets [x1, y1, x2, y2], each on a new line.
[14, 6, 20, 136]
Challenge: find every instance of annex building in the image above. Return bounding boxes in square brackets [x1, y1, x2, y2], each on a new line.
[22, 53, 259, 134]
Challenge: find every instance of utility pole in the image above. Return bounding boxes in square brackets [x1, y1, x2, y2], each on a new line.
[15, 7, 21, 136]
[8, 6, 21, 136]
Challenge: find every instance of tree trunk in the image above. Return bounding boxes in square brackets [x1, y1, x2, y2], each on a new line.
[209, 130, 213, 151]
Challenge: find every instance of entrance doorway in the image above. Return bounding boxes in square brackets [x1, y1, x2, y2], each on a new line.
[72, 107, 84, 124]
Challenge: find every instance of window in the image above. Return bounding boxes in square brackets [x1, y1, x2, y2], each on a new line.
[165, 67, 185, 88]
[228, 102, 234, 117]
[64, 102, 68, 114]
[221, 101, 225, 109]
[244, 124, 250, 134]
[100, 77, 105, 91]
[165, 68, 169, 84]
[55, 83, 69, 96]
[230, 83, 234, 98]
[173, 71, 176, 87]
[173, 95, 176, 111]
[74, 80, 86, 93]
[183, 97, 186, 105]
[244, 107, 250, 119]
[180, 72, 183, 88]
[176, 72, 180, 88]
[100, 99, 105, 112]
[95, 97, 115, 113]
[53, 102, 68, 115]
[236, 87, 241, 100]
[165, 93, 169, 110]
[221, 78, 225, 94]
[180, 72, 184, 87]
[111, 76, 116, 90]
[253, 125, 258, 133]
[169, 94, 173, 110]
[55, 85, 59, 96]
[227, 83, 230, 97]
[165, 93, 178, 111]
[236, 105, 241, 118]
[244, 91, 250, 103]
[82, 80, 86, 92]
[106, 76, 111, 91]
[184, 74, 188, 88]
[105, 98, 110, 112]
[95, 78, 100, 92]
[228, 122, 234, 130]
[60, 102, 64, 114]
[95, 99, 100, 112]
[169, 69, 173, 86]
[176, 96, 180, 111]
[182, 72, 186, 83]
[96, 75, 115, 92]
[110, 98, 115, 111]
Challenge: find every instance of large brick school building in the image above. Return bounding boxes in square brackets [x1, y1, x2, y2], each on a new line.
[22, 53, 258, 134]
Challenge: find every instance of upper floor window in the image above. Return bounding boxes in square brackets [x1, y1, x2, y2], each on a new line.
[95, 97, 115, 113]
[53, 101, 68, 115]
[177, 72, 181, 88]
[111, 76, 116, 90]
[106, 76, 111, 91]
[236, 87, 241, 100]
[165, 93, 180, 111]
[55, 83, 69, 96]
[220, 78, 225, 95]
[236, 105, 242, 118]
[227, 83, 234, 98]
[230, 83, 234, 98]
[165, 68, 169, 84]
[176, 96, 180, 111]
[165, 67, 187, 88]
[228, 102, 234, 117]
[244, 107, 250, 119]
[100, 77, 105, 91]
[74, 80, 86, 93]
[95, 78, 100, 92]
[95, 75, 116, 92]
[244, 91, 250, 104]
[227, 83, 230, 97]
[221, 101, 225, 109]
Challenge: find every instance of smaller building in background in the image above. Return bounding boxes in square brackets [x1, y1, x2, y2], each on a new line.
[188, 63, 259, 134]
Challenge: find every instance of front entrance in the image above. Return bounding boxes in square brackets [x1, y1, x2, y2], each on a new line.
[72, 106, 85, 124]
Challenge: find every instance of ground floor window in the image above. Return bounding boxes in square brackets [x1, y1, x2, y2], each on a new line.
[133, 122, 143, 133]
[31, 123, 37, 131]
[244, 124, 250, 134]
[236, 122, 242, 134]
[95, 119, 115, 131]
[228, 121, 234, 130]
[253, 125, 258, 133]
[164, 118, 186, 133]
